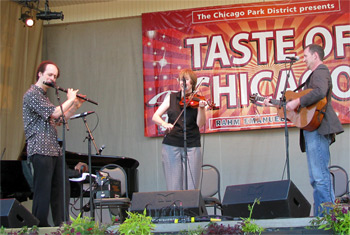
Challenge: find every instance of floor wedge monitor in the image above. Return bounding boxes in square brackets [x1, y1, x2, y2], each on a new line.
[130, 189, 207, 217]
[222, 180, 311, 219]
[0, 198, 39, 228]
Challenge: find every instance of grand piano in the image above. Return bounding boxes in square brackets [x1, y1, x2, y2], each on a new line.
[0, 149, 139, 202]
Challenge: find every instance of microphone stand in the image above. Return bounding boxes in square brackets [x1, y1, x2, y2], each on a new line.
[47, 82, 98, 220]
[54, 86, 69, 223]
[280, 59, 296, 181]
[81, 116, 98, 218]
[182, 78, 188, 190]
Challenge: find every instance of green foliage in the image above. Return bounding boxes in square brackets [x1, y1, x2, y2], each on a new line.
[179, 225, 205, 234]
[0, 225, 39, 235]
[240, 198, 265, 235]
[309, 202, 350, 235]
[0, 226, 6, 235]
[18, 226, 39, 235]
[118, 209, 155, 235]
[59, 213, 105, 235]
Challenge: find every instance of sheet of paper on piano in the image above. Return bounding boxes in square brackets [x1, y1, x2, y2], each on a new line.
[69, 173, 97, 182]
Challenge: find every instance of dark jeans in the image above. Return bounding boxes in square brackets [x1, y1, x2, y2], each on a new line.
[30, 154, 70, 227]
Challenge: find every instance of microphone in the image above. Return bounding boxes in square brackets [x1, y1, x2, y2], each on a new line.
[98, 145, 106, 155]
[82, 201, 92, 212]
[180, 76, 186, 89]
[286, 56, 300, 61]
[70, 111, 95, 120]
[43, 81, 56, 87]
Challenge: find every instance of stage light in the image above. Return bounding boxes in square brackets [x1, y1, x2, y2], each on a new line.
[17, 0, 64, 26]
[36, 11, 64, 21]
[19, 12, 35, 27]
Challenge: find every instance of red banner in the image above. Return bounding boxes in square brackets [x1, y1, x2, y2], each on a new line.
[143, 0, 350, 137]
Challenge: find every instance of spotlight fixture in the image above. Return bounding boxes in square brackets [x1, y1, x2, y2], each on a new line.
[19, 11, 35, 27]
[36, 11, 64, 21]
[36, 0, 64, 21]
[17, 0, 64, 26]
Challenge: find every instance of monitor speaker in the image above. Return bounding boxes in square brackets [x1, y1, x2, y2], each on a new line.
[130, 189, 207, 216]
[0, 198, 39, 228]
[222, 180, 311, 219]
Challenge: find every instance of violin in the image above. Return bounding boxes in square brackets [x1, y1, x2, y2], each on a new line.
[179, 93, 215, 109]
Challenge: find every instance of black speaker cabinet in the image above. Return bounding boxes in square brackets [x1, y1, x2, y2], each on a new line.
[0, 198, 39, 228]
[130, 189, 207, 217]
[222, 180, 311, 219]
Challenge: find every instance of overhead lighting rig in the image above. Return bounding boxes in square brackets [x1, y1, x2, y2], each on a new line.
[36, 0, 64, 21]
[36, 11, 64, 21]
[16, 0, 64, 27]
[19, 9, 35, 27]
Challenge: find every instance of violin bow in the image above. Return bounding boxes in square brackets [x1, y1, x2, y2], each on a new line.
[165, 78, 206, 135]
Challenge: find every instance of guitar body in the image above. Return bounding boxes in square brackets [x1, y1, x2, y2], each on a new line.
[276, 89, 327, 131]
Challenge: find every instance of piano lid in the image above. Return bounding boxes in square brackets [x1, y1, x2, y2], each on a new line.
[65, 151, 139, 169]
[18, 145, 139, 170]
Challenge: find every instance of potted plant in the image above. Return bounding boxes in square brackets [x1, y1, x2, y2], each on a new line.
[309, 202, 350, 234]
[118, 209, 155, 234]
[58, 214, 108, 234]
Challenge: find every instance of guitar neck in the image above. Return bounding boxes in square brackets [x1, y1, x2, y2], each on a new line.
[254, 96, 281, 106]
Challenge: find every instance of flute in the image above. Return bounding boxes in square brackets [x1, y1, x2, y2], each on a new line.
[43, 81, 98, 105]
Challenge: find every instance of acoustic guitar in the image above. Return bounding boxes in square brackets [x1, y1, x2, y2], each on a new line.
[250, 89, 327, 131]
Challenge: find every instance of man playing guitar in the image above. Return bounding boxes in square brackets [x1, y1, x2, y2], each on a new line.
[264, 44, 344, 217]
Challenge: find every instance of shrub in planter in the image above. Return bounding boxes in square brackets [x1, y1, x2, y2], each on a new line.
[309, 202, 350, 234]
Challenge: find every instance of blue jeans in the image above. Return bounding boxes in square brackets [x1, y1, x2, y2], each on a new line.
[303, 130, 335, 216]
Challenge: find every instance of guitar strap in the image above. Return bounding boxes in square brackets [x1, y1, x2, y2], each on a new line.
[325, 81, 335, 144]
[293, 71, 331, 110]
[293, 72, 313, 92]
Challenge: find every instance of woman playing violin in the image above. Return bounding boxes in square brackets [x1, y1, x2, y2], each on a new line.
[152, 69, 206, 191]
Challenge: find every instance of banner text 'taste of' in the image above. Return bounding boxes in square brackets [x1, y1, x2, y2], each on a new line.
[142, 0, 350, 137]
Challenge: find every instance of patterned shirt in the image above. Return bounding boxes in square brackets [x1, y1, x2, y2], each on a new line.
[22, 85, 61, 157]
